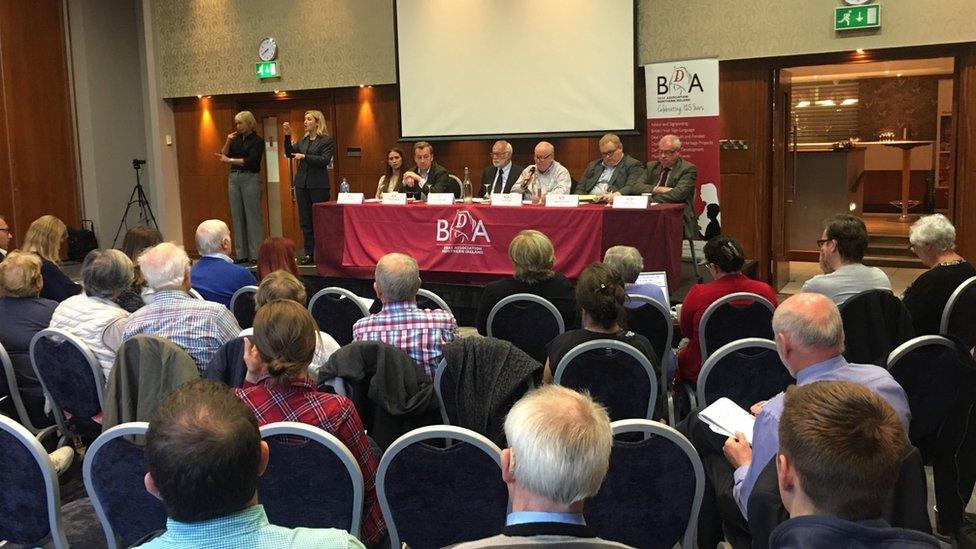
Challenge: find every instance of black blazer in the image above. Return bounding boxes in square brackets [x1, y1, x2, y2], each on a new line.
[480, 162, 524, 197]
[577, 154, 646, 195]
[285, 134, 334, 190]
[402, 162, 459, 199]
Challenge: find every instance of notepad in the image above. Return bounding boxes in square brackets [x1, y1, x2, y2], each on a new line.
[698, 397, 756, 444]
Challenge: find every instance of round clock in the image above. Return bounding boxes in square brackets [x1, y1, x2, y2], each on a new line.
[259, 37, 278, 61]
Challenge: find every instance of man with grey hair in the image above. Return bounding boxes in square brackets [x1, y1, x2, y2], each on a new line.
[511, 142, 571, 201]
[482, 140, 524, 197]
[603, 246, 667, 310]
[635, 134, 698, 239]
[454, 385, 629, 548]
[352, 252, 458, 378]
[50, 249, 134, 379]
[681, 292, 910, 548]
[578, 134, 645, 199]
[123, 242, 240, 370]
[190, 219, 256, 308]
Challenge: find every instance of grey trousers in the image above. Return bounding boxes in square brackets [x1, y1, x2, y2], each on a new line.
[228, 171, 264, 260]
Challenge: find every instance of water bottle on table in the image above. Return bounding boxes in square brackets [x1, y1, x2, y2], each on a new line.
[462, 166, 473, 204]
[339, 177, 350, 194]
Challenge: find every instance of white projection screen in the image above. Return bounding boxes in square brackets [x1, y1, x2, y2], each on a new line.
[395, 0, 635, 140]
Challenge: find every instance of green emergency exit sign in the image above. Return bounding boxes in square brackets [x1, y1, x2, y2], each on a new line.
[255, 61, 280, 79]
[835, 4, 881, 31]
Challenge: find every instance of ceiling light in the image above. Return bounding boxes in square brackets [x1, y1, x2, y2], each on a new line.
[855, 48, 865, 54]
[815, 99, 836, 107]
[841, 98, 858, 106]
[796, 100, 811, 108]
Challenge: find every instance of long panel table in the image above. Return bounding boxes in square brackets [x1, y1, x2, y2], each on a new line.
[313, 202, 684, 292]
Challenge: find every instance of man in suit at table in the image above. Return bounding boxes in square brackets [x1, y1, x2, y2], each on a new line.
[402, 140, 460, 199]
[634, 134, 698, 239]
[579, 134, 646, 199]
[482, 140, 524, 197]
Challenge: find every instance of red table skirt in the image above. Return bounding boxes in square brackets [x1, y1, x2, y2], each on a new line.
[314, 202, 684, 291]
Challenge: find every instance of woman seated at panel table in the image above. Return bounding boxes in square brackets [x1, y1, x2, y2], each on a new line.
[903, 214, 976, 335]
[676, 235, 778, 385]
[476, 229, 576, 335]
[374, 147, 404, 199]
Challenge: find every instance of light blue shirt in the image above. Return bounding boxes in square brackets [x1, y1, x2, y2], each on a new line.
[624, 283, 668, 310]
[203, 252, 233, 263]
[137, 505, 364, 549]
[732, 355, 911, 519]
[506, 511, 586, 526]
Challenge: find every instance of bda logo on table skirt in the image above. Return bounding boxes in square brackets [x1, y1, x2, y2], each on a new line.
[436, 210, 491, 244]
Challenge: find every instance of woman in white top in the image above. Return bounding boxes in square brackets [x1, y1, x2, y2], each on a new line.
[374, 147, 404, 198]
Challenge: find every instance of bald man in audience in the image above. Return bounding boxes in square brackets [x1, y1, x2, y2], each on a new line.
[482, 140, 524, 197]
[190, 219, 257, 308]
[578, 134, 645, 200]
[636, 135, 698, 238]
[511, 142, 571, 201]
[681, 292, 911, 548]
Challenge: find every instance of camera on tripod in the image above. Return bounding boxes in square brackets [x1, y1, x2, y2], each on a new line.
[132, 158, 147, 169]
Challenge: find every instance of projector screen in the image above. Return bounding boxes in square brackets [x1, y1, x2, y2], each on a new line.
[395, 0, 635, 140]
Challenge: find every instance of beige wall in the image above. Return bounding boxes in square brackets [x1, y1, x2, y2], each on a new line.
[638, 0, 976, 64]
[152, 0, 395, 98]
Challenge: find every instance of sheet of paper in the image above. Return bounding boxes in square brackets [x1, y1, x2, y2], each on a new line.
[699, 397, 756, 444]
[633, 271, 670, 308]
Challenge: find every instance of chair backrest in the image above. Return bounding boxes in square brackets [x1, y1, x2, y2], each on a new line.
[229, 285, 259, 329]
[839, 289, 915, 366]
[0, 414, 68, 548]
[699, 292, 775, 361]
[554, 340, 658, 421]
[416, 288, 453, 315]
[448, 173, 463, 191]
[377, 425, 508, 548]
[259, 421, 364, 536]
[0, 340, 42, 433]
[187, 288, 204, 300]
[697, 338, 793, 411]
[625, 294, 674, 370]
[433, 358, 456, 426]
[84, 422, 166, 549]
[486, 293, 564, 363]
[941, 275, 976, 349]
[29, 328, 105, 438]
[887, 335, 962, 447]
[585, 419, 704, 549]
[307, 287, 370, 346]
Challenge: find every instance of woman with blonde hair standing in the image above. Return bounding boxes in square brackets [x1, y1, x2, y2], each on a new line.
[18, 215, 81, 302]
[216, 110, 266, 264]
[284, 110, 334, 265]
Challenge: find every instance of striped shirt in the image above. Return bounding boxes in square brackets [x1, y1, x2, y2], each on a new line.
[352, 301, 458, 378]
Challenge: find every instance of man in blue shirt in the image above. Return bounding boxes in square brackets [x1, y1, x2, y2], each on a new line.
[137, 379, 363, 548]
[190, 219, 257, 308]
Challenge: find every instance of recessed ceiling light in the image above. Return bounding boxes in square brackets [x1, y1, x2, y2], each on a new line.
[856, 48, 865, 54]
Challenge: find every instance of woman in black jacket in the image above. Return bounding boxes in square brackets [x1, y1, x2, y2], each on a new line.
[284, 110, 334, 265]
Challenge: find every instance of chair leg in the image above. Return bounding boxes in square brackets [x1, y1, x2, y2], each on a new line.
[688, 237, 703, 284]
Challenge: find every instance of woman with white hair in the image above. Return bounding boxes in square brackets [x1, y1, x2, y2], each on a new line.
[903, 214, 975, 335]
[215, 110, 265, 263]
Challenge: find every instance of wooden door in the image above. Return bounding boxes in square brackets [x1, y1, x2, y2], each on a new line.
[770, 69, 793, 291]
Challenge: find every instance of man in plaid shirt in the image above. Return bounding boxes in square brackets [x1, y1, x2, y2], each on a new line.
[353, 253, 458, 378]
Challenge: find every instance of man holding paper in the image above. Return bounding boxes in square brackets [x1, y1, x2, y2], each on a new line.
[685, 292, 910, 548]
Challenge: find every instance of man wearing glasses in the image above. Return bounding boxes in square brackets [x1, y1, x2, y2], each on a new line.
[481, 140, 524, 197]
[802, 213, 890, 306]
[511, 141, 571, 201]
[577, 133, 646, 199]
[639, 134, 698, 239]
[0, 214, 10, 261]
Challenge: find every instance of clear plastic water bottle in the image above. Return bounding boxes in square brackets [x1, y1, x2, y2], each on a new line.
[462, 167, 473, 204]
[339, 177, 350, 194]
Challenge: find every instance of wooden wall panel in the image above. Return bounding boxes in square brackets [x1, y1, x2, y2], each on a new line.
[953, 46, 976, 262]
[0, 0, 78, 249]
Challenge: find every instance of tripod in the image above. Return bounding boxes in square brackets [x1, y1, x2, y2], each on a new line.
[112, 159, 159, 247]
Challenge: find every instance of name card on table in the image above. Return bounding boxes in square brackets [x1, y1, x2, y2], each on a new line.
[426, 193, 455, 205]
[612, 195, 649, 209]
[381, 192, 407, 205]
[545, 194, 580, 208]
[490, 193, 522, 206]
[337, 192, 364, 205]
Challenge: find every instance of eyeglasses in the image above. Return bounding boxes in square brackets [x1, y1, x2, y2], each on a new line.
[657, 149, 679, 156]
[534, 153, 553, 161]
[0, 227, 9, 233]
[816, 238, 832, 247]
[600, 148, 618, 158]
[490, 152, 508, 158]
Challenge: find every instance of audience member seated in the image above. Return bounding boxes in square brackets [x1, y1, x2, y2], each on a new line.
[578, 134, 646, 200]
[681, 292, 910, 549]
[401, 141, 458, 199]
[353, 253, 457, 378]
[802, 214, 890, 306]
[770, 380, 944, 548]
[239, 270, 340, 378]
[234, 300, 384, 546]
[256, 236, 317, 300]
[123, 242, 241, 370]
[903, 213, 975, 335]
[116, 225, 164, 312]
[602, 245, 667, 309]
[454, 385, 630, 548]
[476, 230, 576, 335]
[190, 219, 257, 308]
[49, 249, 133, 379]
[543, 262, 657, 383]
[0, 213, 11, 260]
[0, 251, 57, 427]
[481, 140, 523, 197]
[676, 235, 777, 384]
[510, 142, 572, 201]
[137, 379, 365, 548]
[375, 147, 404, 198]
[18, 214, 81, 302]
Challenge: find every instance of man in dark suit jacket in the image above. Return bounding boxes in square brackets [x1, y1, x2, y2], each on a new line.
[481, 140, 524, 197]
[578, 134, 645, 198]
[402, 141, 460, 199]
[633, 134, 698, 238]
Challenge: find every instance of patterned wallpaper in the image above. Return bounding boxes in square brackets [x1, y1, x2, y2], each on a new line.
[151, 0, 396, 98]
[859, 76, 938, 141]
[637, 0, 976, 64]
